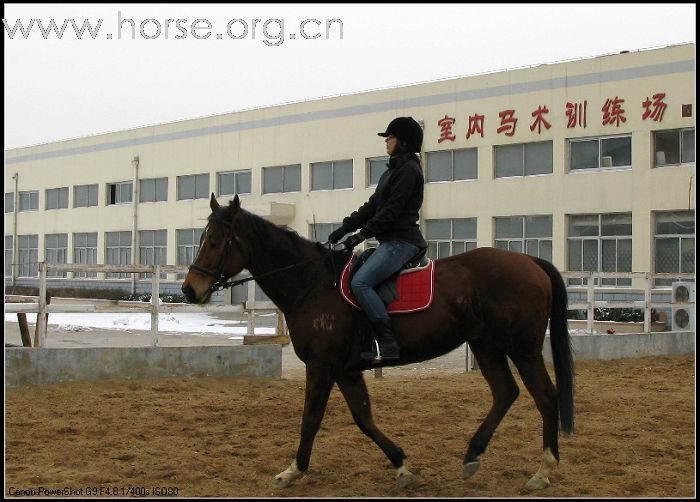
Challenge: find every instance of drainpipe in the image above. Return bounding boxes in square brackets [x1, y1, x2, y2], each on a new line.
[131, 156, 140, 295]
[12, 172, 18, 287]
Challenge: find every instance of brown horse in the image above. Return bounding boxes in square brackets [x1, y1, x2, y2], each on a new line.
[182, 194, 575, 491]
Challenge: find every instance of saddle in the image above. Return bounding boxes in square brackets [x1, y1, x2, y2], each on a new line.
[340, 248, 435, 314]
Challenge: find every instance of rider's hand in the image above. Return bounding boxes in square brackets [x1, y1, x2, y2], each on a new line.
[342, 232, 365, 251]
[328, 227, 348, 244]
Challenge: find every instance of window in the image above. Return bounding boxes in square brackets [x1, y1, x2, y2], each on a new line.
[18, 234, 38, 277]
[309, 222, 344, 243]
[495, 141, 552, 178]
[367, 156, 389, 186]
[654, 211, 695, 286]
[107, 182, 132, 205]
[311, 160, 353, 191]
[569, 135, 632, 171]
[5, 192, 14, 213]
[5, 236, 13, 277]
[425, 218, 477, 259]
[495, 215, 552, 261]
[19, 191, 39, 211]
[426, 148, 478, 182]
[105, 231, 132, 279]
[177, 228, 204, 279]
[45, 234, 68, 278]
[139, 229, 167, 279]
[46, 187, 69, 210]
[568, 213, 632, 286]
[139, 177, 168, 203]
[218, 170, 252, 196]
[263, 164, 301, 194]
[74, 184, 98, 207]
[177, 174, 209, 200]
[653, 128, 695, 166]
[73, 232, 98, 278]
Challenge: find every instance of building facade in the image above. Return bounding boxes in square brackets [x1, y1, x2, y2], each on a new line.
[4, 43, 696, 302]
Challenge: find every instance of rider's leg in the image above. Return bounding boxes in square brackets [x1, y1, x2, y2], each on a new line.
[350, 240, 419, 361]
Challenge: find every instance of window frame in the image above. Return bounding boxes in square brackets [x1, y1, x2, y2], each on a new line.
[568, 134, 633, 172]
[653, 128, 695, 167]
[494, 140, 553, 179]
[218, 170, 252, 197]
[426, 147, 479, 183]
[262, 164, 302, 194]
[310, 160, 354, 191]
[177, 174, 210, 201]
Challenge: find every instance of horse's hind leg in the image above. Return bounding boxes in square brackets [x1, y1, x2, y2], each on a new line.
[336, 371, 414, 488]
[510, 351, 560, 491]
[272, 361, 336, 488]
[463, 340, 520, 480]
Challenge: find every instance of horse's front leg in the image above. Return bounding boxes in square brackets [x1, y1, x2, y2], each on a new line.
[272, 360, 336, 488]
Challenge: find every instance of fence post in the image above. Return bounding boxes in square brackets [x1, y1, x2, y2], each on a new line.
[34, 262, 48, 347]
[151, 265, 160, 347]
[17, 313, 32, 347]
[644, 272, 652, 333]
[586, 272, 595, 334]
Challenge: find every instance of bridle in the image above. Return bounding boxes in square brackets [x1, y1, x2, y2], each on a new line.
[188, 214, 341, 293]
[188, 215, 249, 293]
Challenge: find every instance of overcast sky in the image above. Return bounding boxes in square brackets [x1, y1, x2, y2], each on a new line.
[3, 3, 696, 149]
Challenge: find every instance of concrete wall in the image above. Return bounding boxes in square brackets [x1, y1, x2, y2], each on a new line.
[542, 331, 695, 362]
[5, 344, 282, 387]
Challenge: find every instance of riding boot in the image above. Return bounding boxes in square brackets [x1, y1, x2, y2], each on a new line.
[361, 318, 400, 362]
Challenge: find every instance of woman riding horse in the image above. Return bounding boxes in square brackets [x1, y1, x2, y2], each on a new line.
[328, 116, 428, 363]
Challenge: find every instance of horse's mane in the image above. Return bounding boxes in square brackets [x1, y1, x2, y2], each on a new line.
[216, 201, 351, 280]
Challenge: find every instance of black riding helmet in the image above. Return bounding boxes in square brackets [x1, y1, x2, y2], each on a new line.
[378, 117, 423, 153]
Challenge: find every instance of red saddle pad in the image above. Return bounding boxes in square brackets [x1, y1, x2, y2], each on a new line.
[340, 255, 435, 314]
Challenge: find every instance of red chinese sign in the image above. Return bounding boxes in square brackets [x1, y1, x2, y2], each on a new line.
[642, 93, 667, 122]
[497, 109, 518, 136]
[434, 91, 668, 143]
[437, 115, 456, 143]
[601, 97, 626, 127]
[566, 101, 587, 128]
[466, 113, 485, 139]
[530, 105, 551, 134]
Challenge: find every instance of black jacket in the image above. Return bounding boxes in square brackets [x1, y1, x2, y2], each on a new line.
[342, 152, 428, 250]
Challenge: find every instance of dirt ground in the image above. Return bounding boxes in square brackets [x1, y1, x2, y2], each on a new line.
[4, 354, 695, 498]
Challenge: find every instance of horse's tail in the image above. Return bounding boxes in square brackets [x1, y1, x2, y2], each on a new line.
[533, 257, 575, 435]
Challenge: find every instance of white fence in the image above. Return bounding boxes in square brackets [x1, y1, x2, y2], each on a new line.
[4, 264, 695, 356]
[5, 262, 280, 347]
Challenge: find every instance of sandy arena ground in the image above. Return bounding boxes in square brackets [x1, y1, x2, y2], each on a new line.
[4, 324, 695, 499]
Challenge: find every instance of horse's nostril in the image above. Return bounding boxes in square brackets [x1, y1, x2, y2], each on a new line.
[182, 284, 196, 303]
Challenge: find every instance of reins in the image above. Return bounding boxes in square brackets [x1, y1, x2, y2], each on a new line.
[190, 214, 344, 293]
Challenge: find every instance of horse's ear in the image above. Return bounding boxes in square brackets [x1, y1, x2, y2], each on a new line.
[232, 194, 240, 212]
[210, 193, 220, 212]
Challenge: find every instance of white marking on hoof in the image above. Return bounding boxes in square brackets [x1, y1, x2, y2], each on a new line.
[462, 460, 480, 480]
[271, 460, 305, 489]
[524, 448, 558, 491]
[395, 463, 415, 488]
[524, 473, 550, 491]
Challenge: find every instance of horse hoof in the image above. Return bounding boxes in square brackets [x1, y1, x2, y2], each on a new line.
[524, 473, 550, 491]
[462, 461, 480, 480]
[270, 476, 293, 489]
[396, 470, 415, 488]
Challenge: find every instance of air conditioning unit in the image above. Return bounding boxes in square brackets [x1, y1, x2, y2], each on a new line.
[671, 281, 695, 331]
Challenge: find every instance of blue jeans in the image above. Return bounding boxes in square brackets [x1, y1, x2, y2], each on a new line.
[350, 240, 420, 323]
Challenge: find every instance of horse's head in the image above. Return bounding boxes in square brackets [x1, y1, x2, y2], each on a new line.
[181, 193, 250, 304]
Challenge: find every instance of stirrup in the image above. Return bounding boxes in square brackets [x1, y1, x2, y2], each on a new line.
[360, 339, 383, 364]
